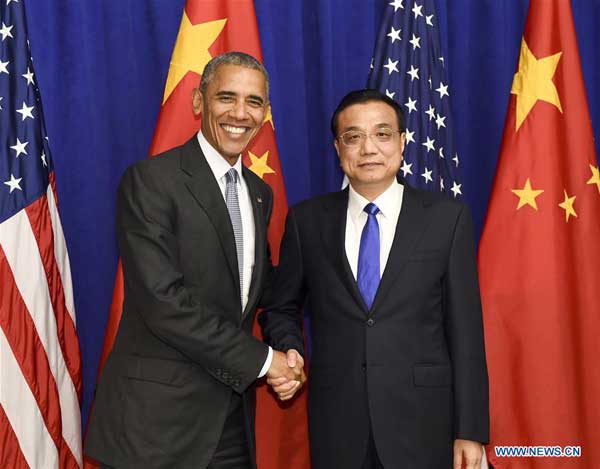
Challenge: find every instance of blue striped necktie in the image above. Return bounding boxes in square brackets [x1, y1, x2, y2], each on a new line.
[225, 168, 244, 301]
[357, 203, 380, 310]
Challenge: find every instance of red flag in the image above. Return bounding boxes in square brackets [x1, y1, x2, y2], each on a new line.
[92, 2, 310, 469]
[478, 0, 600, 467]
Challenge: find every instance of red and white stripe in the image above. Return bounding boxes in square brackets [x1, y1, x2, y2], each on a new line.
[0, 174, 82, 468]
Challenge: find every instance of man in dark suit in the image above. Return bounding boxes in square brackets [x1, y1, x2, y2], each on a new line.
[260, 89, 489, 469]
[85, 52, 304, 469]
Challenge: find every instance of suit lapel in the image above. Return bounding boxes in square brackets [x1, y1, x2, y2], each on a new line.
[180, 137, 240, 296]
[320, 189, 370, 313]
[242, 167, 265, 316]
[370, 184, 432, 314]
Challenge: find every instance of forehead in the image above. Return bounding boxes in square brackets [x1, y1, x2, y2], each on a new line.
[338, 101, 397, 130]
[206, 64, 267, 98]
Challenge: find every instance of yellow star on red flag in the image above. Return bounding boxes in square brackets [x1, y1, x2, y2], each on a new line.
[248, 150, 276, 179]
[558, 190, 577, 222]
[162, 13, 227, 104]
[511, 178, 544, 210]
[511, 39, 562, 131]
[587, 164, 600, 193]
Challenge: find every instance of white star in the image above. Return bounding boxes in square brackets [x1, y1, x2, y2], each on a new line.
[438, 147, 445, 159]
[422, 136, 435, 152]
[10, 138, 28, 158]
[435, 113, 446, 129]
[452, 153, 460, 167]
[426, 14, 434, 26]
[405, 128, 415, 144]
[41, 151, 47, 167]
[400, 160, 413, 177]
[412, 2, 423, 19]
[406, 64, 419, 81]
[428, 76, 432, 89]
[0, 59, 9, 74]
[425, 105, 436, 121]
[421, 167, 433, 183]
[439, 56, 445, 66]
[451, 181, 462, 198]
[383, 58, 399, 75]
[7, 0, 20, 5]
[16, 102, 34, 121]
[440, 177, 445, 191]
[385, 89, 395, 99]
[409, 34, 421, 50]
[387, 26, 401, 43]
[22, 67, 34, 85]
[0, 22, 13, 41]
[4, 174, 22, 193]
[389, 0, 404, 12]
[404, 97, 417, 114]
[436, 82, 449, 99]
[0, 96, 3, 110]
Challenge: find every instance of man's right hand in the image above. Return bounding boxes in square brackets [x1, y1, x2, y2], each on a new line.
[266, 349, 306, 401]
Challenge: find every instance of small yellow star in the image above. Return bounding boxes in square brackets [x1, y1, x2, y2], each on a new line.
[511, 39, 562, 131]
[558, 190, 577, 222]
[248, 150, 275, 179]
[511, 178, 544, 210]
[586, 164, 600, 193]
[162, 13, 227, 104]
[263, 106, 274, 129]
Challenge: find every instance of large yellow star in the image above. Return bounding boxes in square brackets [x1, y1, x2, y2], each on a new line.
[586, 164, 600, 193]
[162, 13, 227, 104]
[511, 39, 562, 131]
[511, 178, 544, 210]
[558, 190, 577, 222]
[248, 150, 275, 179]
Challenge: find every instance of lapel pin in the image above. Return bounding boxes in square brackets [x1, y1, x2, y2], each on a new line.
[257, 196, 262, 203]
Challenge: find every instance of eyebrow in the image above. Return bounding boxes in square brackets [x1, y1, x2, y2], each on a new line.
[215, 90, 265, 105]
[341, 123, 393, 132]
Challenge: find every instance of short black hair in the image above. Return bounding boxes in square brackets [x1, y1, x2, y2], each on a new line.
[200, 51, 270, 98]
[330, 89, 405, 137]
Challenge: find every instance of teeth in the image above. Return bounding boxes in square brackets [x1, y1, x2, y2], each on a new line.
[222, 124, 246, 134]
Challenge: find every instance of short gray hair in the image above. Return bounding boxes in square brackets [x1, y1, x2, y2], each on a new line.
[199, 51, 270, 98]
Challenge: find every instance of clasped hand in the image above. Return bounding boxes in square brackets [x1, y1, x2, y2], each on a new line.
[266, 349, 306, 401]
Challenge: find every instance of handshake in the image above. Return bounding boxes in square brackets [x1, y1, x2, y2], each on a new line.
[266, 349, 306, 401]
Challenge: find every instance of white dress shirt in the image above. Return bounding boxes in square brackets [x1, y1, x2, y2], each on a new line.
[345, 179, 404, 280]
[197, 131, 272, 377]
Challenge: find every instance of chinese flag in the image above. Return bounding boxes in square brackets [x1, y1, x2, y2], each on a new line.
[478, 0, 600, 467]
[93, 2, 310, 469]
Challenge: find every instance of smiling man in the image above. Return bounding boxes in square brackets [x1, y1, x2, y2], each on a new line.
[85, 52, 304, 469]
[260, 89, 489, 469]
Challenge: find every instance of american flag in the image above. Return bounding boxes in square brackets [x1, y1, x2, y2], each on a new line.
[368, 0, 462, 198]
[0, 1, 82, 468]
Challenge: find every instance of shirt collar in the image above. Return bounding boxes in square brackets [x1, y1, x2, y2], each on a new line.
[197, 130, 243, 182]
[348, 178, 403, 220]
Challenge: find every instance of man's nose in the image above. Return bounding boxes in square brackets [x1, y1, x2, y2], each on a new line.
[230, 100, 247, 119]
[360, 133, 378, 154]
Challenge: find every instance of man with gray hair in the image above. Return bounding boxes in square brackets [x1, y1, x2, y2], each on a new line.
[85, 52, 304, 469]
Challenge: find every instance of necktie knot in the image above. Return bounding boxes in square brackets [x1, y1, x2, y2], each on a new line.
[364, 202, 380, 217]
[225, 168, 239, 184]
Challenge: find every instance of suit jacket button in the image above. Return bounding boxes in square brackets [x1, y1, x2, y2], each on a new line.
[366, 318, 374, 327]
[361, 363, 366, 371]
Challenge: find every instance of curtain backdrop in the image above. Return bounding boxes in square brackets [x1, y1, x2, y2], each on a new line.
[23, 0, 600, 427]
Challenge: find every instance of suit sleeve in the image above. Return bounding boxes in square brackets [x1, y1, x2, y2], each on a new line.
[444, 204, 490, 443]
[258, 207, 306, 357]
[117, 164, 269, 393]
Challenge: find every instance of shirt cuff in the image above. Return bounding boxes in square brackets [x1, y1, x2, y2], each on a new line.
[258, 346, 273, 378]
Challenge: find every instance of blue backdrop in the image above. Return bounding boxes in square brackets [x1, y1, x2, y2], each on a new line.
[23, 0, 600, 427]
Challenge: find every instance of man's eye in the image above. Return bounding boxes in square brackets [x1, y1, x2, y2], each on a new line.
[348, 133, 362, 142]
[218, 96, 234, 103]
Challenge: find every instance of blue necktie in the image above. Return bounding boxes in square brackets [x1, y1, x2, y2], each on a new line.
[357, 203, 380, 310]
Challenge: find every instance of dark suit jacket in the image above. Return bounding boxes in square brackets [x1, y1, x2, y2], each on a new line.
[260, 183, 489, 469]
[85, 137, 273, 469]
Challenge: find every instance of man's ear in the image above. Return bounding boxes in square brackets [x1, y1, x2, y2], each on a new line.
[192, 88, 202, 116]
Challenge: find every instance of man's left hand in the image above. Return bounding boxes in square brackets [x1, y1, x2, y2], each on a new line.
[453, 439, 483, 469]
